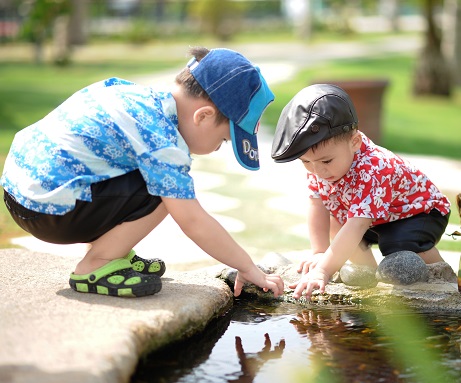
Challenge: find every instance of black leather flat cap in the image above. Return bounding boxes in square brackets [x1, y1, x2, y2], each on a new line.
[271, 84, 358, 162]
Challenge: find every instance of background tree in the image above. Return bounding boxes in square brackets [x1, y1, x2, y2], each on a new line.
[442, 0, 461, 85]
[67, 0, 88, 46]
[412, 0, 452, 96]
[189, 0, 247, 41]
[21, 0, 70, 64]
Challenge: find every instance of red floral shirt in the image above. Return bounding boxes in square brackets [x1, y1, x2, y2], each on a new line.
[307, 132, 451, 226]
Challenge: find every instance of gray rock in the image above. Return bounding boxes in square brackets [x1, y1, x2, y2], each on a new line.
[376, 251, 429, 285]
[216, 252, 295, 298]
[339, 264, 378, 288]
[427, 261, 457, 283]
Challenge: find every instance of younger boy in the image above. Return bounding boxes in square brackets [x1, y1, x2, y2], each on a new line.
[1, 47, 284, 298]
[271, 84, 450, 300]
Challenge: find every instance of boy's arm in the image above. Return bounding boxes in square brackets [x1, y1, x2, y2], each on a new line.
[296, 197, 330, 274]
[307, 197, 330, 254]
[161, 197, 284, 297]
[292, 216, 372, 299]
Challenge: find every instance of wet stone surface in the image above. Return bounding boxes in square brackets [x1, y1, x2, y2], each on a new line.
[215, 252, 461, 311]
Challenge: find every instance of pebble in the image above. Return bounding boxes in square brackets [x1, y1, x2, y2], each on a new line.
[376, 251, 429, 285]
[339, 264, 378, 288]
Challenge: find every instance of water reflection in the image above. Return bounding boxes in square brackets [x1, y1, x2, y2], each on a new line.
[229, 333, 285, 383]
[131, 300, 461, 383]
[290, 309, 401, 382]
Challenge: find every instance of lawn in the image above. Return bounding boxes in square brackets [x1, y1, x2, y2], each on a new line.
[0, 40, 460, 253]
[264, 54, 461, 159]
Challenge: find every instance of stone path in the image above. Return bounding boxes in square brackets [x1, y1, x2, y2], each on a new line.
[0, 249, 233, 383]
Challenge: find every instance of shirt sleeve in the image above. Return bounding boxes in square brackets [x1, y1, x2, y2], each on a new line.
[118, 88, 196, 200]
[307, 173, 321, 199]
[138, 146, 195, 199]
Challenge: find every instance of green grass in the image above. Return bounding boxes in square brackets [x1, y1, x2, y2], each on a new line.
[0, 60, 183, 134]
[263, 54, 461, 159]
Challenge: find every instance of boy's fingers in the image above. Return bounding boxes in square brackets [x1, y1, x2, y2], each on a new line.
[296, 260, 305, 273]
[233, 277, 243, 297]
[292, 282, 307, 299]
[266, 281, 280, 298]
[263, 274, 284, 297]
[291, 279, 323, 300]
[235, 272, 284, 298]
[288, 281, 299, 289]
[274, 275, 284, 293]
[302, 263, 311, 275]
[318, 281, 326, 294]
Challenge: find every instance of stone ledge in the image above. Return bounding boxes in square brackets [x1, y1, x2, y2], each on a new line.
[215, 253, 461, 313]
[0, 249, 233, 383]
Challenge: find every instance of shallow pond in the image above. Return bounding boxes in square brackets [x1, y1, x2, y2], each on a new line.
[132, 299, 461, 383]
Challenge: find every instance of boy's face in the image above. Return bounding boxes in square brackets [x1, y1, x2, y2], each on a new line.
[210, 119, 231, 153]
[189, 116, 231, 155]
[299, 133, 361, 183]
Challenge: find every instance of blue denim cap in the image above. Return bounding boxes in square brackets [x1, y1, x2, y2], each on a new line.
[188, 48, 275, 171]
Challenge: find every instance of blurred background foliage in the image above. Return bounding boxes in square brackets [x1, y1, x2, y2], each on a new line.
[1, 0, 459, 92]
[0, 0, 460, 245]
[0, 0, 459, 147]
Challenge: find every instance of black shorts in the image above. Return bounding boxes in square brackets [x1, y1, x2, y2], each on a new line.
[363, 209, 450, 256]
[3, 170, 162, 244]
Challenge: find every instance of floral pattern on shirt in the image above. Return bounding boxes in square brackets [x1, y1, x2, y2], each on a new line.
[307, 132, 450, 226]
[1, 77, 195, 215]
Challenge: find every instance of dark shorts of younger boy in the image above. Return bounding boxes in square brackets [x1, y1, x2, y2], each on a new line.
[363, 209, 450, 255]
[3, 170, 162, 244]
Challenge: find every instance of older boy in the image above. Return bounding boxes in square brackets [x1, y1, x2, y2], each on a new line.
[271, 84, 450, 300]
[2, 47, 284, 298]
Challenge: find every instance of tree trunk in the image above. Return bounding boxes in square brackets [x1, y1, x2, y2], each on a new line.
[379, 0, 400, 32]
[412, 0, 452, 97]
[34, 39, 44, 65]
[67, 0, 88, 46]
[53, 14, 70, 65]
[154, 0, 166, 22]
[442, 0, 461, 85]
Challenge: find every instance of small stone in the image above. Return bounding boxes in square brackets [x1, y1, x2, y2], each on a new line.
[376, 251, 429, 285]
[427, 262, 457, 283]
[339, 264, 378, 288]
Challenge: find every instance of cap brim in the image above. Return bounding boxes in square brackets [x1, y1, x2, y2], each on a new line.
[230, 121, 260, 171]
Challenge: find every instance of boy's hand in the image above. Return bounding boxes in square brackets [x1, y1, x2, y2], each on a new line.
[297, 253, 325, 275]
[289, 267, 329, 300]
[234, 266, 284, 298]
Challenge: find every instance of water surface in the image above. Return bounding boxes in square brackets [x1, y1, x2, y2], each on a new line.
[132, 299, 461, 383]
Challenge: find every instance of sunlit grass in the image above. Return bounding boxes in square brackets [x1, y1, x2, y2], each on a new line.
[265, 54, 461, 159]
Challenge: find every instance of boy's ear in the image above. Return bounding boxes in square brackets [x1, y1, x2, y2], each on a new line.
[193, 106, 216, 125]
[351, 131, 362, 150]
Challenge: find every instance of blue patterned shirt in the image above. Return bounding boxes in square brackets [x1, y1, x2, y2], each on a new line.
[1, 77, 195, 215]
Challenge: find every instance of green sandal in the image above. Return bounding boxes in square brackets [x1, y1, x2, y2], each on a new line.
[124, 249, 166, 277]
[69, 258, 162, 297]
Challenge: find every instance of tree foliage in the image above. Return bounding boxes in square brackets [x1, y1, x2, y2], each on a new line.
[21, 0, 70, 43]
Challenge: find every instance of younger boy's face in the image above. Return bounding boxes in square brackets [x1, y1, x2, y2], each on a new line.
[299, 134, 361, 183]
